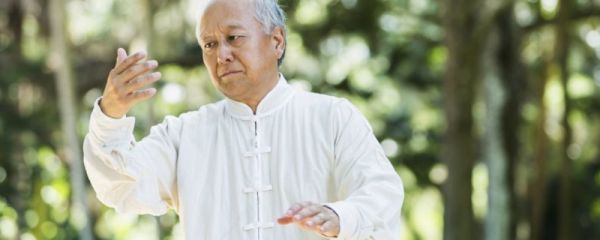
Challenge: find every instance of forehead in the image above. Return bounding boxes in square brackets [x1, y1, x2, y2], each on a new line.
[197, 0, 258, 36]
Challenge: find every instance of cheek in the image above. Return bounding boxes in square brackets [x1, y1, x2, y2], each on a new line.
[202, 54, 217, 73]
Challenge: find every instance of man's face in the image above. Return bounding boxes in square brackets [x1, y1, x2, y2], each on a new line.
[198, 0, 285, 103]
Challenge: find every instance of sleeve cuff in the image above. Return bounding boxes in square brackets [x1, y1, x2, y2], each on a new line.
[324, 201, 359, 239]
[89, 97, 136, 143]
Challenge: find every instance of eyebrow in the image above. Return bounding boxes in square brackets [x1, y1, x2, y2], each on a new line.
[200, 24, 246, 41]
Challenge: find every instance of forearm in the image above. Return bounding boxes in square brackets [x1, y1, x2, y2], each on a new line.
[330, 99, 405, 239]
[85, 98, 138, 175]
[83, 98, 178, 215]
[325, 171, 404, 240]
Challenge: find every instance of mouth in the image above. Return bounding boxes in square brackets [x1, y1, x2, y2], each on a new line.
[219, 70, 243, 78]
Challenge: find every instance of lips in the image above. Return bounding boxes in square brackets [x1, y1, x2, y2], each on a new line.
[218, 70, 243, 78]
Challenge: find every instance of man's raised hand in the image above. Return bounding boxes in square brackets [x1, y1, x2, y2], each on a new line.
[99, 48, 161, 118]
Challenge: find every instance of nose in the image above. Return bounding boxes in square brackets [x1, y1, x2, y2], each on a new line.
[217, 44, 234, 64]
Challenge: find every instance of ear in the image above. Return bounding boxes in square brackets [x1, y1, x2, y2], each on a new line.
[271, 26, 285, 59]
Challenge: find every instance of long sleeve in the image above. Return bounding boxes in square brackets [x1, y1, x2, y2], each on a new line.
[325, 99, 404, 240]
[83, 98, 180, 216]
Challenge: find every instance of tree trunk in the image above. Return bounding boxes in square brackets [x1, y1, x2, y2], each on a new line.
[496, 7, 526, 240]
[8, 132, 29, 237]
[530, 59, 550, 240]
[555, 0, 573, 239]
[441, 1, 482, 239]
[482, 25, 510, 240]
[138, 0, 166, 237]
[48, 0, 94, 239]
[139, 0, 158, 126]
[8, 0, 24, 54]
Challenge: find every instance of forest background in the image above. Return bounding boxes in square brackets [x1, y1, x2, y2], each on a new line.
[1, 0, 600, 239]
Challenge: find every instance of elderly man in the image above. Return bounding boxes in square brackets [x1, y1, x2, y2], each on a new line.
[83, 0, 404, 239]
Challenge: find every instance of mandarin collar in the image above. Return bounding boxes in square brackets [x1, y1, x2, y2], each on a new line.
[224, 74, 295, 120]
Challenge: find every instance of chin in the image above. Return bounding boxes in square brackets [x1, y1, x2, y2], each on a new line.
[218, 82, 247, 99]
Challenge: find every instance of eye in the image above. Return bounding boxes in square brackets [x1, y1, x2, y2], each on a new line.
[228, 35, 242, 42]
[204, 42, 217, 49]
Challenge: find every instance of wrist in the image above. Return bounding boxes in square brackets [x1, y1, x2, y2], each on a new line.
[98, 98, 126, 119]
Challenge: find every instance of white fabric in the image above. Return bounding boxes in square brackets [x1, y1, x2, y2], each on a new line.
[83, 75, 404, 240]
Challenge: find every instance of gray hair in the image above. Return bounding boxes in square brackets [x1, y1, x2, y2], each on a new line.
[196, 0, 287, 66]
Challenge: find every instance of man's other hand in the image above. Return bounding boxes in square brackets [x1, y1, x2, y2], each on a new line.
[277, 201, 340, 237]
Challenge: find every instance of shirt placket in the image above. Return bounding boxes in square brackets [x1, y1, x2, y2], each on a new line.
[243, 117, 273, 239]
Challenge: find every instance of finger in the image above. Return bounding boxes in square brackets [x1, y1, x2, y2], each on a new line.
[278, 204, 303, 224]
[114, 49, 122, 67]
[277, 215, 294, 225]
[279, 201, 312, 224]
[293, 204, 321, 222]
[319, 220, 338, 233]
[117, 48, 128, 65]
[113, 60, 158, 85]
[113, 51, 147, 75]
[286, 202, 310, 216]
[128, 88, 157, 103]
[306, 213, 327, 228]
[125, 72, 161, 93]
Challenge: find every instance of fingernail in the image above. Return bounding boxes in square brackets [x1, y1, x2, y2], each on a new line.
[306, 221, 314, 226]
[293, 215, 302, 221]
[136, 51, 147, 57]
[152, 72, 161, 78]
[286, 210, 293, 215]
[147, 60, 158, 67]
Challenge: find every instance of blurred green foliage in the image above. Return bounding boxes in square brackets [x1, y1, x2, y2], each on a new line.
[1, 0, 600, 239]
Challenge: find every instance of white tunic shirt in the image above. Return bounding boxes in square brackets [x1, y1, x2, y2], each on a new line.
[83, 75, 404, 240]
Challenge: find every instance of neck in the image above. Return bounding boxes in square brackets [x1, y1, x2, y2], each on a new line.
[240, 73, 280, 114]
